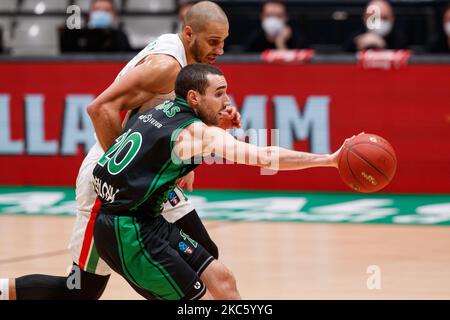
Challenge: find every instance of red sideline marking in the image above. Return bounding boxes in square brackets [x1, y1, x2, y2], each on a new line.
[78, 197, 101, 270]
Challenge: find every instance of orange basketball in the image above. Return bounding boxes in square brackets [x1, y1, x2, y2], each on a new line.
[338, 133, 397, 193]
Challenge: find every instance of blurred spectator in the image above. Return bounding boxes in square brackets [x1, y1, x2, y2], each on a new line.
[60, 0, 131, 52]
[345, 0, 407, 52]
[173, 0, 196, 33]
[428, 3, 450, 53]
[243, 0, 307, 52]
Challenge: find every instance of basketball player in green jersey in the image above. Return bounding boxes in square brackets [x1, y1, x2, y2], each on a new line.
[92, 64, 352, 299]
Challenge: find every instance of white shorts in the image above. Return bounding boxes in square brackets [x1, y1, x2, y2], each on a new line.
[68, 143, 195, 275]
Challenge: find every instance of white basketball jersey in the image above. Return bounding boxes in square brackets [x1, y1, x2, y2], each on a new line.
[117, 33, 188, 113]
[91, 33, 187, 146]
[116, 33, 187, 79]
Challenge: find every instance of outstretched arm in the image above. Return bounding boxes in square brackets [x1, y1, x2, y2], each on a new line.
[175, 123, 341, 171]
[87, 55, 180, 150]
[206, 126, 337, 170]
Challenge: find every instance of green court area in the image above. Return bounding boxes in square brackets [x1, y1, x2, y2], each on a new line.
[0, 187, 449, 225]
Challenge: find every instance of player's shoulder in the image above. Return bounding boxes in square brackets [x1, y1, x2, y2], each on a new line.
[148, 33, 185, 66]
[156, 33, 182, 44]
[137, 54, 181, 85]
[140, 54, 180, 70]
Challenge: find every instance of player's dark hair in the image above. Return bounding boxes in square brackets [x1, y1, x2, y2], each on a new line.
[175, 64, 224, 100]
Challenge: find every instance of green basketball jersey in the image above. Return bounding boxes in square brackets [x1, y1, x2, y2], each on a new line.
[93, 97, 201, 216]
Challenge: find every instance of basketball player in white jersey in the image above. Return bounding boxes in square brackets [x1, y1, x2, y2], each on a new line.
[1, 1, 241, 300]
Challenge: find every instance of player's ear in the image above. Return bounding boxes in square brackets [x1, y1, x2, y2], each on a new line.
[184, 26, 194, 41]
[186, 90, 199, 109]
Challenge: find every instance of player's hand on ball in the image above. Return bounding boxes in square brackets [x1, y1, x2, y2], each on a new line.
[337, 132, 397, 193]
[330, 132, 366, 168]
[218, 106, 241, 129]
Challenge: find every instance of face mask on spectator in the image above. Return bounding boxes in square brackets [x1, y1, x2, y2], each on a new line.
[262, 16, 285, 37]
[89, 10, 114, 29]
[445, 22, 450, 37]
[367, 19, 393, 37]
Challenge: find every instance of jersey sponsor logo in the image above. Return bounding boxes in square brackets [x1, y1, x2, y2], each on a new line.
[138, 114, 163, 129]
[168, 191, 180, 207]
[180, 230, 198, 248]
[155, 100, 181, 118]
[92, 176, 119, 203]
[178, 241, 193, 254]
[194, 281, 201, 290]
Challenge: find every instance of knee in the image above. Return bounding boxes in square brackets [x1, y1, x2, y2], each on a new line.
[216, 265, 239, 297]
[202, 260, 241, 299]
[220, 267, 236, 286]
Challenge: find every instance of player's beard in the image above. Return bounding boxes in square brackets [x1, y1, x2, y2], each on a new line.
[190, 38, 205, 63]
[196, 105, 220, 126]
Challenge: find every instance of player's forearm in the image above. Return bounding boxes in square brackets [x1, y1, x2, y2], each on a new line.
[87, 101, 123, 151]
[204, 129, 336, 170]
[260, 146, 336, 171]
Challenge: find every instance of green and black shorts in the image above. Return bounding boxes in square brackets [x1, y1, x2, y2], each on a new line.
[93, 210, 214, 300]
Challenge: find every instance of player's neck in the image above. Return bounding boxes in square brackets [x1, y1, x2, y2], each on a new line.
[179, 33, 196, 65]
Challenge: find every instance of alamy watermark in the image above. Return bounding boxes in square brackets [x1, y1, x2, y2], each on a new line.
[66, 264, 81, 290]
[366, 265, 382, 290]
[366, 4, 382, 31]
[66, 5, 82, 30]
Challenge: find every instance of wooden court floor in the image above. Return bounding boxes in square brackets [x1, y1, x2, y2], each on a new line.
[1, 215, 449, 299]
